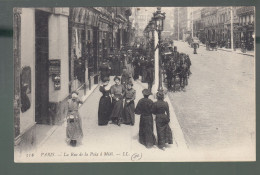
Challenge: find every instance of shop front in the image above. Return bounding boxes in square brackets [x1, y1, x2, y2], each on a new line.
[69, 8, 101, 97]
[236, 6, 255, 51]
[14, 8, 70, 150]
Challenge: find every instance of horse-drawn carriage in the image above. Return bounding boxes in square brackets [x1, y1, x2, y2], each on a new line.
[206, 41, 218, 51]
[161, 48, 191, 92]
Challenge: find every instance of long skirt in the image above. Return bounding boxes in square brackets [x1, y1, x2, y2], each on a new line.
[66, 111, 83, 142]
[114, 62, 120, 76]
[110, 99, 123, 123]
[98, 96, 112, 125]
[155, 114, 173, 148]
[139, 115, 156, 148]
[123, 101, 135, 125]
[141, 68, 147, 82]
[133, 67, 140, 80]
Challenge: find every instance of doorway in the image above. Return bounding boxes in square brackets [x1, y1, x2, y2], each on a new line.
[35, 10, 50, 124]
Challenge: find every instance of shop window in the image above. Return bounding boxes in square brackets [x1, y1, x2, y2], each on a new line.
[20, 66, 31, 113]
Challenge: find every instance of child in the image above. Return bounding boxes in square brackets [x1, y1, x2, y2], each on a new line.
[123, 80, 136, 125]
[66, 91, 83, 147]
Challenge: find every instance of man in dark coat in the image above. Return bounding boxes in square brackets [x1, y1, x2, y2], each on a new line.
[133, 56, 141, 80]
[146, 60, 154, 92]
[99, 59, 111, 82]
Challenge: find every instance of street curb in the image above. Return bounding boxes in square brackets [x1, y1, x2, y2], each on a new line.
[198, 43, 254, 57]
[135, 79, 188, 150]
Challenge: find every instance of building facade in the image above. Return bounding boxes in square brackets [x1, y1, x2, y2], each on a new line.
[201, 7, 218, 43]
[236, 6, 254, 51]
[14, 8, 70, 150]
[173, 7, 191, 41]
[215, 7, 239, 48]
[162, 7, 174, 38]
[13, 7, 132, 150]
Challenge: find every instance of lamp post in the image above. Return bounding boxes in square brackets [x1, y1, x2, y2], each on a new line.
[148, 20, 154, 60]
[153, 7, 165, 92]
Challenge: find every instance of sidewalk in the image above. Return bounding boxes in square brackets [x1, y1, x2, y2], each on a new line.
[175, 40, 255, 57]
[17, 76, 190, 162]
[135, 80, 188, 150]
[217, 47, 255, 57]
[33, 84, 99, 149]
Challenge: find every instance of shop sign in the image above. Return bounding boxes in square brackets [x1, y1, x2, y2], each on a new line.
[49, 59, 60, 75]
[49, 59, 61, 90]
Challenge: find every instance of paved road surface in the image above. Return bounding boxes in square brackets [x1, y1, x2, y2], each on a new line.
[168, 41, 255, 156]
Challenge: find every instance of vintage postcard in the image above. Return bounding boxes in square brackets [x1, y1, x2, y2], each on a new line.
[13, 6, 255, 162]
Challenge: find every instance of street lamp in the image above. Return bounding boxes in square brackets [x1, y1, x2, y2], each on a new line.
[153, 7, 165, 91]
[148, 19, 155, 60]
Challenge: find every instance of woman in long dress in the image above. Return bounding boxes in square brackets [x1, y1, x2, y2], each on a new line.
[66, 91, 83, 147]
[123, 80, 136, 125]
[110, 76, 125, 126]
[98, 77, 112, 126]
[152, 90, 173, 150]
[135, 89, 156, 148]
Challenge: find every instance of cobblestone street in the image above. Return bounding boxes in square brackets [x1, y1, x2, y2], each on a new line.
[168, 41, 255, 154]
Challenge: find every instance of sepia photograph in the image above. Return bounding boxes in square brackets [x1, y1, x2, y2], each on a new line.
[13, 6, 255, 162]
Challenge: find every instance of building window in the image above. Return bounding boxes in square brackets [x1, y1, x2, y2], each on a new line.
[247, 15, 250, 24]
[250, 14, 254, 23]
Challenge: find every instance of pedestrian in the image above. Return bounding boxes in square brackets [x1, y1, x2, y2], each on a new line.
[114, 55, 121, 76]
[123, 80, 136, 125]
[66, 91, 83, 147]
[166, 60, 175, 91]
[100, 59, 111, 82]
[133, 56, 140, 80]
[193, 43, 198, 54]
[135, 89, 156, 148]
[152, 90, 173, 150]
[121, 66, 131, 88]
[110, 76, 125, 126]
[98, 77, 112, 126]
[146, 60, 154, 92]
[110, 55, 116, 76]
[185, 55, 192, 76]
[141, 56, 147, 83]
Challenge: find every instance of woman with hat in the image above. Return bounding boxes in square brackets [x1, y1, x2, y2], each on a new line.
[66, 91, 84, 147]
[152, 90, 173, 150]
[110, 76, 125, 126]
[123, 80, 136, 125]
[135, 89, 156, 148]
[98, 77, 112, 126]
